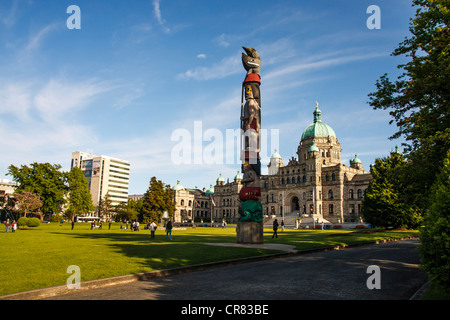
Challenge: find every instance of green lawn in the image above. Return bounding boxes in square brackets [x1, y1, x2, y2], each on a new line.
[0, 222, 418, 296]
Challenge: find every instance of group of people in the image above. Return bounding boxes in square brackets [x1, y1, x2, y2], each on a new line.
[4, 218, 17, 233]
[147, 220, 173, 240]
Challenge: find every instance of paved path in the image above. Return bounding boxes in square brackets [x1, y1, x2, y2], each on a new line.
[47, 239, 427, 300]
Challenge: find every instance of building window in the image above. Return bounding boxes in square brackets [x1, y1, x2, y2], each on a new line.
[331, 173, 336, 181]
[329, 204, 334, 214]
[328, 189, 334, 199]
[358, 189, 363, 199]
[349, 189, 354, 199]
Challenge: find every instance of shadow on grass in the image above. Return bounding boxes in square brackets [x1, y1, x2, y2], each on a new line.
[49, 229, 278, 273]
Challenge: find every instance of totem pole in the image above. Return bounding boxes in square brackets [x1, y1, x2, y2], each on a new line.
[237, 47, 263, 243]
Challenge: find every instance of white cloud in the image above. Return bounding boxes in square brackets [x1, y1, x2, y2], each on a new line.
[25, 24, 59, 52]
[0, 0, 19, 27]
[177, 52, 241, 80]
[0, 83, 32, 122]
[153, 0, 170, 33]
[196, 53, 206, 59]
[34, 78, 115, 123]
[214, 33, 230, 47]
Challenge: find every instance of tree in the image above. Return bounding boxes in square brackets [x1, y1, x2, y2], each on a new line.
[368, 0, 450, 209]
[419, 150, 450, 291]
[7, 163, 67, 215]
[141, 177, 175, 222]
[67, 167, 94, 220]
[98, 193, 114, 220]
[114, 201, 138, 222]
[14, 192, 43, 219]
[362, 150, 422, 229]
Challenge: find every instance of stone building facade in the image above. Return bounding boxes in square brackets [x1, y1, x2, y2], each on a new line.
[212, 104, 372, 224]
[172, 181, 215, 223]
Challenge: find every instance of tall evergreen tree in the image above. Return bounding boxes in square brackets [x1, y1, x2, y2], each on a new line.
[141, 177, 175, 222]
[98, 193, 114, 220]
[67, 167, 94, 220]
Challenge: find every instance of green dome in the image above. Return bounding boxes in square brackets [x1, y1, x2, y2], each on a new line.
[205, 184, 214, 194]
[173, 180, 185, 191]
[350, 154, 362, 164]
[234, 171, 242, 180]
[301, 104, 336, 140]
[216, 173, 225, 182]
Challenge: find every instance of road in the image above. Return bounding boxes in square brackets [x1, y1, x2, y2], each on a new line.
[47, 239, 427, 300]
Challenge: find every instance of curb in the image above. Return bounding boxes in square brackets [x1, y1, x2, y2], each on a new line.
[0, 236, 419, 300]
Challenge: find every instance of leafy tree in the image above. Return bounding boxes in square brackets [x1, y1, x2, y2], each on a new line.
[7, 163, 67, 215]
[67, 167, 94, 220]
[114, 201, 138, 222]
[368, 0, 450, 209]
[14, 191, 43, 219]
[362, 151, 422, 229]
[419, 150, 450, 291]
[141, 177, 175, 222]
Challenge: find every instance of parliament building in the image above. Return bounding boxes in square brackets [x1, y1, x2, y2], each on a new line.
[211, 104, 373, 225]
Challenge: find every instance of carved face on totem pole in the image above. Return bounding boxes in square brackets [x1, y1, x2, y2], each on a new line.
[241, 47, 261, 76]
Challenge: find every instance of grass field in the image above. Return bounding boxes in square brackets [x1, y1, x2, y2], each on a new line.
[0, 222, 419, 296]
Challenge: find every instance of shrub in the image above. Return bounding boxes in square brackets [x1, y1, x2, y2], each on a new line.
[50, 214, 63, 222]
[17, 217, 29, 228]
[26, 217, 41, 228]
[419, 150, 450, 291]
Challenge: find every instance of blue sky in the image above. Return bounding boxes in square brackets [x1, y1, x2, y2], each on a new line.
[0, 0, 415, 194]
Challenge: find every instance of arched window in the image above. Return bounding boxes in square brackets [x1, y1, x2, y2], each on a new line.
[349, 189, 354, 199]
[181, 199, 184, 206]
[331, 173, 336, 181]
[287, 177, 290, 184]
[303, 175, 306, 182]
[357, 189, 363, 199]
[188, 200, 192, 206]
[297, 176, 301, 183]
[328, 189, 334, 199]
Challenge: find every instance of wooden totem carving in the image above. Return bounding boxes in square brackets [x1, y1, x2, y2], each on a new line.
[239, 47, 263, 222]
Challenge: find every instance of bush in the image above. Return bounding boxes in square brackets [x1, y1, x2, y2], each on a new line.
[419, 151, 450, 291]
[50, 214, 63, 223]
[26, 217, 41, 228]
[17, 217, 29, 228]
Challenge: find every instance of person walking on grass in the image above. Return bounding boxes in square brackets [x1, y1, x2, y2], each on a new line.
[165, 220, 173, 241]
[272, 218, 279, 238]
[150, 221, 157, 239]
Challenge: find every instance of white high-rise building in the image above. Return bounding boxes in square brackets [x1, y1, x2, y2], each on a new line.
[71, 151, 130, 209]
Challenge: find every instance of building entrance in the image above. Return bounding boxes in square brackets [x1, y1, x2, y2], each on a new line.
[291, 196, 300, 213]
